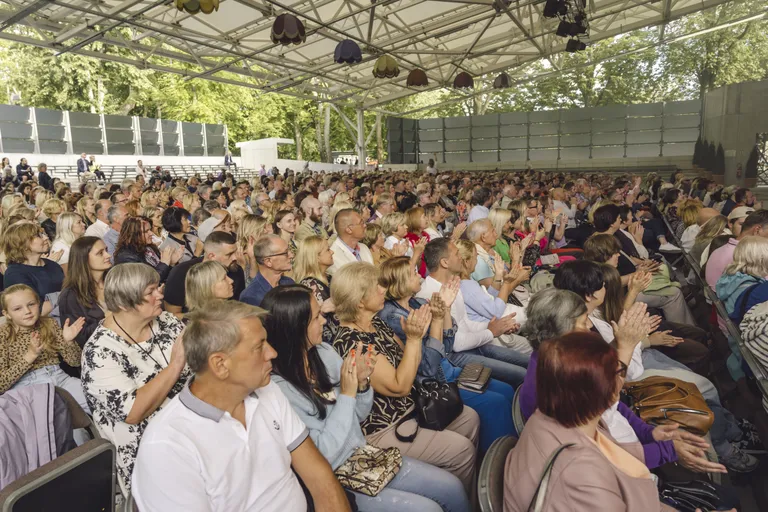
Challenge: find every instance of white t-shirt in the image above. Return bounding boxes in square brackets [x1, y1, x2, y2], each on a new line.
[384, 235, 412, 257]
[50, 240, 71, 265]
[133, 380, 309, 512]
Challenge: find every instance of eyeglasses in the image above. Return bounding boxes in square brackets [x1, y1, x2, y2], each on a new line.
[264, 251, 290, 258]
[617, 360, 628, 379]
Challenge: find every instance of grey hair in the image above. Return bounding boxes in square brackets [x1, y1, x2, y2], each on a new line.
[466, 219, 492, 242]
[253, 234, 282, 263]
[197, 184, 212, 196]
[519, 288, 587, 351]
[106, 205, 124, 224]
[104, 263, 160, 312]
[183, 300, 268, 373]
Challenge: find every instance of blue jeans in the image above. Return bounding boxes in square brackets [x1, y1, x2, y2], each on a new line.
[459, 379, 515, 454]
[448, 344, 529, 388]
[352, 456, 470, 512]
[11, 365, 91, 445]
[641, 349, 742, 458]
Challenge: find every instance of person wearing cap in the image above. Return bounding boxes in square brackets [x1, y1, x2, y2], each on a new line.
[727, 206, 755, 238]
[721, 187, 755, 217]
[706, 210, 768, 292]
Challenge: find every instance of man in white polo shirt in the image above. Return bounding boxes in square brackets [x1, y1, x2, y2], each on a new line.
[132, 301, 350, 512]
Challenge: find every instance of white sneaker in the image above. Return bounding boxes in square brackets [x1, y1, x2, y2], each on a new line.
[658, 242, 681, 253]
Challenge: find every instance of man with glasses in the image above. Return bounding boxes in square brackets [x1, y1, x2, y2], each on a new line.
[104, 205, 129, 262]
[328, 209, 373, 276]
[239, 235, 294, 307]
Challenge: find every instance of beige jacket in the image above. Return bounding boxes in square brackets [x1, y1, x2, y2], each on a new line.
[294, 219, 329, 244]
[504, 411, 672, 512]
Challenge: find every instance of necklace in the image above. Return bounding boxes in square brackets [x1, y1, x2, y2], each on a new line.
[112, 316, 169, 370]
[351, 320, 374, 333]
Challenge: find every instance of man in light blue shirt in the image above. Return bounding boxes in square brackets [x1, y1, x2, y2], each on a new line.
[104, 204, 128, 261]
[467, 187, 493, 225]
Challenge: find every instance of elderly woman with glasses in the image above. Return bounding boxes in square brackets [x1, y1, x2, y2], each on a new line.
[2, 221, 64, 310]
[81, 263, 191, 496]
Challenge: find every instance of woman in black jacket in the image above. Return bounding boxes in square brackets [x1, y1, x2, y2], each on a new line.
[113, 216, 182, 283]
[59, 236, 111, 348]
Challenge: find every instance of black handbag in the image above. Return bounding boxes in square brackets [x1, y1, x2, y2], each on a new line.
[394, 379, 464, 442]
[660, 480, 724, 512]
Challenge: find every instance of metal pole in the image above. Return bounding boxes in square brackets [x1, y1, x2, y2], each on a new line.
[356, 108, 366, 169]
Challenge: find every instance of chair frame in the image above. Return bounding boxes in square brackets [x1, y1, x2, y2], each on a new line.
[478, 435, 518, 512]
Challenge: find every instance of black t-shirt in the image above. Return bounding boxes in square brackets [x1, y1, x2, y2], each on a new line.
[164, 257, 245, 312]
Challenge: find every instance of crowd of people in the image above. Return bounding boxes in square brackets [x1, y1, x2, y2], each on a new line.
[0, 161, 766, 511]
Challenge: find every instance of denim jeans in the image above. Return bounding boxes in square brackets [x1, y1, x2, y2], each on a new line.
[352, 456, 470, 512]
[448, 344, 529, 388]
[639, 349, 742, 458]
[11, 365, 91, 445]
[459, 378, 515, 454]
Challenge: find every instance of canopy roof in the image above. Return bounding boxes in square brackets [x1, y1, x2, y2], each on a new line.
[0, 0, 737, 112]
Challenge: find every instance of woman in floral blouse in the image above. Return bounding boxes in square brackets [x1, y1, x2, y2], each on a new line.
[81, 263, 190, 495]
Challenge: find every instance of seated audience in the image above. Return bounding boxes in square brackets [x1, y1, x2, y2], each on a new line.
[716, 236, 768, 325]
[295, 196, 328, 242]
[328, 209, 374, 275]
[239, 234, 294, 307]
[103, 204, 129, 258]
[58, 237, 111, 347]
[2, 221, 65, 303]
[236, 214, 273, 287]
[163, 231, 244, 315]
[264, 285, 469, 512]
[691, 212, 727, 267]
[84, 199, 112, 239]
[184, 260, 234, 311]
[381, 212, 411, 257]
[293, 235, 338, 343]
[159, 207, 201, 263]
[114, 217, 183, 282]
[81, 263, 191, 494]
[417, 238, 529, 387]
[331, 262, 479, 492]
[378, 256, 516, 453]
[50, 212, 86, 270]
[741, 301, 768, 415]
[41, 198, 67, 241]
[506, 332, 685, 511]
[132, 300, 350, 512]
[274, 209, 298, 255]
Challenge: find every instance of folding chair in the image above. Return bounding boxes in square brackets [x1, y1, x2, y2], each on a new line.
[478, 436, 518, 512]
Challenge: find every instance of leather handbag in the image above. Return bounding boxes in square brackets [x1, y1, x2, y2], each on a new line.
[394, 379, 464, 442]
[457, 362, 492, 393]
[334, 444, 402, 497]
[659, 480, 722, 512]
[623, 376, 714, 435]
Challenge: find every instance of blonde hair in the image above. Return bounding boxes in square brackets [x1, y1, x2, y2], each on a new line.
[170, 187, 187, 201]
[330, 262, 380, 322]
[185, 261, 228, 311]
[35, 190, 54, 209]
[695, 215, 727, 244]
[334, 192, 350, 205]
[75, 196, 93, 221]
[680, 202, 702, 227]
[378, 256, 413, 300]
[140, 191, 156, 207]
[362, 223, 382, 248]
[237, 214, 271, 253]
[42, 198, 66, 218]
[2, 194, 24, 216]
[723, 236, 768, 278]
[0, 284, 58, 353]
[2, 222, 40, 264]
[588, 199, 612, 224]
[182, 193, 200, 213]
[6, 205, 35, 222]
[381, 212, 406, 237]
[293, 236, 329, 285]
[54, 212, 83, 247]
[455, 238, 477, 279]
[404, 207, 425, 233]
[124, 200, 141, 217]
[228, 199, 249, 227]
[488, 208, 512, 238]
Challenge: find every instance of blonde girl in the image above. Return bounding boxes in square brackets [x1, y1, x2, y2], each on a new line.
[236, 214, 273, 286]
[185, 261, 233, 312]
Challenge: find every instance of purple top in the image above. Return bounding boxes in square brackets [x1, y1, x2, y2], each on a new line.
[519, 351, 677, 469]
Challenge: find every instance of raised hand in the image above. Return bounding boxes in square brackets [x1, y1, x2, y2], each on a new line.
[438, 275, 460, 308]
[46, 249, 64, 263]
[391, 240, 408, 257]
[492, 253, 506, 278]
[62, 317, 86, 343]
[413, 237, 428, 257]
[428, 292, 447, 320]
[628, 270, 652, 295]
[506, 265, 531, 285]
[160, 246, 175, 265]
[488, 314, 518, 337]
[356, 341, 377, 382]
[450, 222, 467, 241]
[400, 305, 432, 341]
[519, 233, 534, 253]
[611, 302, 649, 351]
[509, 242, 522, 268]
[171, 246, 185, 265]
[169, 331, 186, 371]
[24, 332, 44, 364]
[340, 349, 359, 398]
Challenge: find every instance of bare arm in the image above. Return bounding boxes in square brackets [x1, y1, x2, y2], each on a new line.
[291, 438, 351, 512]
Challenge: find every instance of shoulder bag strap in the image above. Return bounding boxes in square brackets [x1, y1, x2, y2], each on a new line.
[737, 283, 760, 321]
[527, 443, 576, 512]
[393, 410, 418, 443]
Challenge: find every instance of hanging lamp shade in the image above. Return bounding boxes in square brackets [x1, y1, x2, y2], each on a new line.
[493, 72, 511, 89]
[406, 69, 428, 87]
[334, 40, 362, 64]
[453, 72, 474, 89]
[372, 55, 399, 78]
[175, 0, 219, 15]
[271, 14, 306, 45]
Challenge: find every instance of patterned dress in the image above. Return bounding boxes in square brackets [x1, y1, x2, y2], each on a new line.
[80, 312, 191, 494]
[332, 317, 414, 436]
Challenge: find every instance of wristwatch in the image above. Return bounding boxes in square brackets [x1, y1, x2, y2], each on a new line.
[357, 377, 371, 393]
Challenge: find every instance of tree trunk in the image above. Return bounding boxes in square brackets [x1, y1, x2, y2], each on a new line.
[376, 112, 383, 164]
[88, 84, 96, 114]
[324, 104, 331, 164]
[315, 104, 325, 163]
[294, 118, 303, 160]
[97, 78, 105, 114]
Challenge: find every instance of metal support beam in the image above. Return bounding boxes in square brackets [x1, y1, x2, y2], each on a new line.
[356, 108, 366, 169]
[0, 0, 53, 33]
